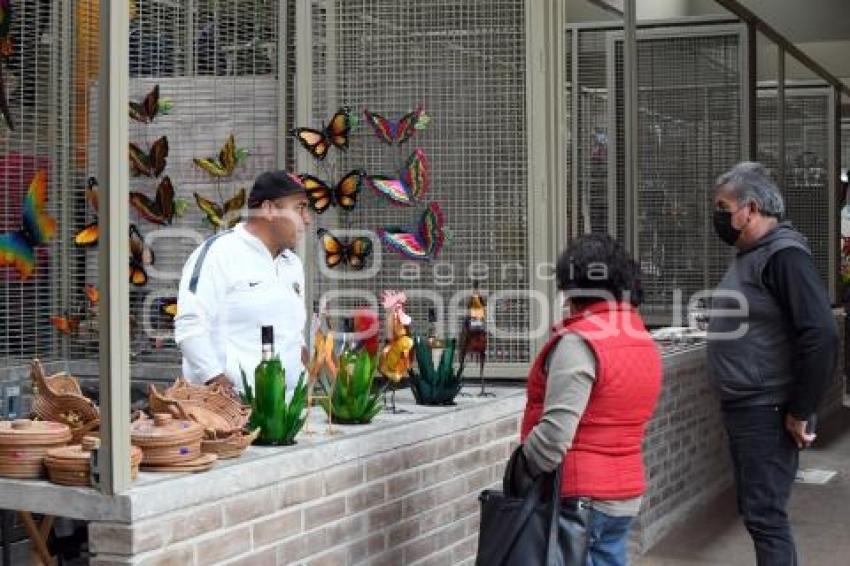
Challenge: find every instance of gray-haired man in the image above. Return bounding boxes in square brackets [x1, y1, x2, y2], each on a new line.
[707, 162, 838, 565]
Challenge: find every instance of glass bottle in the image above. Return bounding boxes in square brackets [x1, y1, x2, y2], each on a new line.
[255, 325, 285, 444]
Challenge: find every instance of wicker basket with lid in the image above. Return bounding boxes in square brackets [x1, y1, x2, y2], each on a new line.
[131, 413, 204, 466]
[0, 419, 72, 479]
[44, 437, 143, 487]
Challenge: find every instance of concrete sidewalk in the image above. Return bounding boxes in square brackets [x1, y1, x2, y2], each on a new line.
[636, 409, 850, 566]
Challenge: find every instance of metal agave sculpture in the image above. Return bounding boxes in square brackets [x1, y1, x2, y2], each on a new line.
[241, 369, 308, 446]
[319, 350, 383, 424]
[409, 336, 463, 406]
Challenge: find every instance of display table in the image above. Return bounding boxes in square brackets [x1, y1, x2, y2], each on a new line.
[0, 334, 844, 563]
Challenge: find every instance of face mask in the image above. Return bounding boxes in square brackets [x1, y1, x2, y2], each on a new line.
[712, 210, 741, 246]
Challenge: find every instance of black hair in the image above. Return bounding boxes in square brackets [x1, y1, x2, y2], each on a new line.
[555, 234, 642, 308]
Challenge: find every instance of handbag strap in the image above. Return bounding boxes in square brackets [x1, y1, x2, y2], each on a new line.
[546, 464, 564, 564]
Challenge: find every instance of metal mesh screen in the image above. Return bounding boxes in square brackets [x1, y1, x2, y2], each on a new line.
[628, 31, 743, 325]
[574, 29, 618, 237]
[306, 0, 529, 365]
[60, 1, 283, 372]
[776, 90, 831, 281]
[0, 0, 65, 364]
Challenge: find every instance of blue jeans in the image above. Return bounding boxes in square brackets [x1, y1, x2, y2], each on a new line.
[586, 508, 634, 566]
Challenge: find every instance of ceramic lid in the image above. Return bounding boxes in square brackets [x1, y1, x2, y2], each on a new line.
[0, 419, 72, 446]
[130, 413, 204, 446]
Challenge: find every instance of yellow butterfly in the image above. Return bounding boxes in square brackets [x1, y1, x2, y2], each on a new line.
[193, 134, 248, 178]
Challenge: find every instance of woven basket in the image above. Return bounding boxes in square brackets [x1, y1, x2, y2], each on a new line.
[30, 359, 100, 443]
[148, 378, 250, 439]
[131, 413, 204, 466]
[0, 420, 72, 479]
[44, 438, 143, 487]
[201, 428, 260, 460]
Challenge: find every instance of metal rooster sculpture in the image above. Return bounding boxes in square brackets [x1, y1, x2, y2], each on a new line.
[378, 290, 414, 413]
[459, 281, 493, 397]
[0, 0, 15, 130]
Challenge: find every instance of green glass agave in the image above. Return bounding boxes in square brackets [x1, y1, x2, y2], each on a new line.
[319, 350, 382, 424]
[241, 364, 308, 446]
[409, 336, 463, 405]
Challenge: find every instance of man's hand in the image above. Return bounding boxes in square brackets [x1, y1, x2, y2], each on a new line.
[785, 413, 816, 449]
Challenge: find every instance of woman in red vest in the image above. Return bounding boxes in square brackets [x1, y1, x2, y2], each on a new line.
[516, 234, 662, 565]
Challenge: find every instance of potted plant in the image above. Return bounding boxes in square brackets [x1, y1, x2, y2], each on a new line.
[409, 336, 463, 406]
[318, 350, 382, 425]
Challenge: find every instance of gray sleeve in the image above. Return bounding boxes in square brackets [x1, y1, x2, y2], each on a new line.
[522, 333, 597, 476]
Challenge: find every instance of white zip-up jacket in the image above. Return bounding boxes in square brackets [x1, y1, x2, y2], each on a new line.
[175, 223, 307, 391]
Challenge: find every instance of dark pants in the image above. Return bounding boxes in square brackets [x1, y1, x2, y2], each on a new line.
[723, 405, 799, 566]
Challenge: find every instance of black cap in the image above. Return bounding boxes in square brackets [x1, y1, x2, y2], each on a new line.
[248, 170, 305, 207]
[261, 325, 274, 345]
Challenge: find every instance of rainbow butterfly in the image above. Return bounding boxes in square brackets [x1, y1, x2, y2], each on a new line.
[0, 170, 57, 278]
[378, 202, 446, 261]
[365, 148, 429, 207]
[363, 106, 426, 145]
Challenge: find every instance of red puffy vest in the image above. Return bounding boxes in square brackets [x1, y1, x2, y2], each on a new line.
[520, 301, 662, 499]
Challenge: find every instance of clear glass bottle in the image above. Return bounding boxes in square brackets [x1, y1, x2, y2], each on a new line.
[255, 325, 285, 444]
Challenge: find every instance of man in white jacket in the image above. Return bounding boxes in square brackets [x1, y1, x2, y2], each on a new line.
[175, 170, 312, 392]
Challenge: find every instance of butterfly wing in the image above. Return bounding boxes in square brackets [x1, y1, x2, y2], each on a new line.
[85, 177, 99, 212]
[377, 227, 428, 261]
[334, 170, 362, 211]
[219, 134, 237, 176]
[159, 297, 178, 320]
[396, 107, 423, 145]
[365, 176, 414, 207]
[346, 237, 373, 271]
[128, 142, 150, 177]
[419, 202, 446, 259]
[325, 107, 352, 149]
[155, 176, 175, 224]
[74, 222, 99, 247]
[401, 148, 429, 202]
[363, 108, 396, 145]
[317, 228, 344, 269]
[301, 174, 333, 214]
[84, 284, 99, 307]
[149, 136, 169, 178]
[129, 225, 152, 286]
[50, 315, 79, 335]
[21, 170, 57, 246]
[0, 231, 35, 278]
[142, 85, 159, 121]
[194, 192, 225, 228]
[222, 188, 246, 228]
[290, 128, 330, 160]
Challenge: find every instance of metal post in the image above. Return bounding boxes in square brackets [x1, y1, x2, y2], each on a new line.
[525, 0, 565, 341]
[295, 0, 317, 315]
[623, 0, 638, 255]
[777, 46, 786, 189]
[829, 87, 840, 301]
[276, 0, 288, 168]
[97, 0, 132, 495]
[185, 0, 196, 76]
[745, 23, 757, 160]
[570, 30, 579, 240]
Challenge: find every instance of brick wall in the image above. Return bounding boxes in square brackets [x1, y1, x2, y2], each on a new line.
[631, 348, 731, 553]
[87, 415, 520, 566]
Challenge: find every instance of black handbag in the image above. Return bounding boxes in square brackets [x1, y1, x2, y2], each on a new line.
[475, 448, 590, 566]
